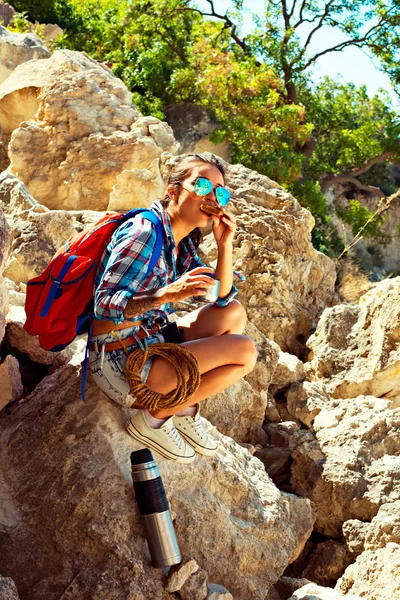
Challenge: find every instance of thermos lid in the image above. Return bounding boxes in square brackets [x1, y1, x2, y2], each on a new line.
[130, 448, 154, 466]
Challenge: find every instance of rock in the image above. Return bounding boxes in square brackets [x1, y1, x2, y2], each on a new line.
[5, 322, 73, 367]
[0, 2, 16, 28]
[165, 556, 199, 592]
[108, 157, 165, 211]
[164, 103, 231, 162]
[288, 583, 362, 599]
[0, 365, 314, 600]
[364, 500, 400, 549]
[206, 583, 233, 599]
[337, 543, 400, 600]
[306, 278, 400, 405]
[0, 26, 50, 85]
[3, 50, 178, 210]
[180, 568, 209, 600]
[269, 351, 306, 394]
[342, 519, 371, 556]
[265, 392, 281, 422]
[254, 446, 291, 482]
[182, 153, 337, 353]
[275, 577, 313, 599]
[0, 209, 10, 342]
[201, 328, 279, 443]
[290, 396, 400, 537]
[301, 541, 351, 587]
[285, 381, 331, 427]
[0, 355, 23, 408]
[0, 575, 20, 600]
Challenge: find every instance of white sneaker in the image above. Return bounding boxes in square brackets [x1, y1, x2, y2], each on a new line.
[127, 411, 196, 464]
[174, 405, 218, 457]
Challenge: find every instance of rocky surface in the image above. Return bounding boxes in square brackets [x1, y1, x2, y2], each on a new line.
[0, 575, 20, 600]
[288, 583, 362, 599]
[0, 208, 10, 342]
[2, 50, 178, 210]
[306, 277, 400, 404]
[0, 366, 314, 600]
[164, 103, 231, 162]
[337, 501, 400, 599]
[0, 355, 23, 408]
[0, 26, 50, 85]
[289, 396, 400, 537]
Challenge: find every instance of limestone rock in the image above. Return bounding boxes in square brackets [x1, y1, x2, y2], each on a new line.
[254, 446, 291, 483]
[306, 278, 400, 405]
[337, 543, 400, 600]
[0, 575, 20, 600]
[201, 327, 279, 443]
[206, 583, 233, 599]
[285, 381, 331, 427]
[364, 500, 400, 549]
[301, 541, 351, 587]
[0, 366, 314, 600]
[0, 26, 50, 85]
[164, 103, 231, 162]
[0, 2, 16, 28]
[275, 577, 313, 599]
[290, 396, 400, 537]
[288, 583, 362, 599]
[5, 322, 73, 367]
[265, 392, 281, 422]
[0, 355, 23, 408]
[0, 209, 10, 342]
[165, 557, 199, 592]
[3, 50, 178, 210]
[108, 157, 165, 211]
[342, 519, 370, 556]
[180, 568, 208, 600]
[182, 154, 337, 353]
[270, 350, 306, 394]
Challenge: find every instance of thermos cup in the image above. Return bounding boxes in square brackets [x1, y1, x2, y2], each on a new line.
[130, 449, 182, 568]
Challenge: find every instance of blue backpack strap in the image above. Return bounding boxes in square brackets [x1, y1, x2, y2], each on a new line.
[81, 210, 163, 402]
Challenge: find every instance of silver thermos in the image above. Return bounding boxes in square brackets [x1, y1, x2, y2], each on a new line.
[130, 448, 182, 568]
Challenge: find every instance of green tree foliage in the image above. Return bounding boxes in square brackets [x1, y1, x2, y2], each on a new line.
[12, 0, 400, 257]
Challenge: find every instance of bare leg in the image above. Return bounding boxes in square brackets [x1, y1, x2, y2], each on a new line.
[132, 301, 257, 418]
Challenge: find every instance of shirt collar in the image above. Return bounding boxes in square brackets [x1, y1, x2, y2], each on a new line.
[151, 201, 174, 244]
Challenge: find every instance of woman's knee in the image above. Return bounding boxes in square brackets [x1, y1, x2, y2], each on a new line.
[239, 336, 258, 372]
[223, 300, 247, 334]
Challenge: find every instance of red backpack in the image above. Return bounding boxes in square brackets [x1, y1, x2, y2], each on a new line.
[24, 208, 163, 352]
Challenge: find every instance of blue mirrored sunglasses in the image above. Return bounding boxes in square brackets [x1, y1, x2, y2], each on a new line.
[193, 177, 231, 206]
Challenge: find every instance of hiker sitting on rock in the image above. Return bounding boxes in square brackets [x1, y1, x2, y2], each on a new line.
[89, 154, 257, 463]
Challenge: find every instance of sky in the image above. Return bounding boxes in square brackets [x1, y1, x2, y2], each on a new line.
[196, 0, 399, 109]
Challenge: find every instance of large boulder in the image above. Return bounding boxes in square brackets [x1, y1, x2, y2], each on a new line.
[0, 26, 50, 85]
[337, 501, 400, 599]
[306, 277, 400, 405]
[2, 50, 178, 210]
[289, 396, 400, 537]
[0, 365, 314, 600]
[187, 155, 337, 352]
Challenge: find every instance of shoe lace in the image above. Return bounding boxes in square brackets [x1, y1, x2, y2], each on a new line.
[168, 426, 184, 449]
[193, 418, 206, 440]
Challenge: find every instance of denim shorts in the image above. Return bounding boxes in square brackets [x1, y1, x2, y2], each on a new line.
[88, 328, 165, 407]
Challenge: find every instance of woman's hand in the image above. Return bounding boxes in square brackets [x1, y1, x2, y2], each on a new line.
[211, 208, 237, 247]
[161, 267, 216, 303]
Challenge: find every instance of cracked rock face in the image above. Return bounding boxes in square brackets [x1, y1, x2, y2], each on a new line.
[290, 396, 400, 537]
[306, 277, 400, 405]
[0, 26, 50, 85]
[0, 207, 10, 342]
[2, 50, 178, 211]
[0, 367, 314, 600]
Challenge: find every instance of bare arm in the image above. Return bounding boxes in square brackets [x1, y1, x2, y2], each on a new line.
[123, 267, 215, 318]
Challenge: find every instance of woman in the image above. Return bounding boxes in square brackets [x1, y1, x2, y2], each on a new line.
[89, 154, 257, 463]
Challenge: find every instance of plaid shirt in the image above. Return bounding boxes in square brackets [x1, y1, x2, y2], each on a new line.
[94, 201, 240, 325]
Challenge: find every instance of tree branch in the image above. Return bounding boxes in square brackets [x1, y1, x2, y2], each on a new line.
[297, 0, 336, 61]
[320, 152, 398, 194]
